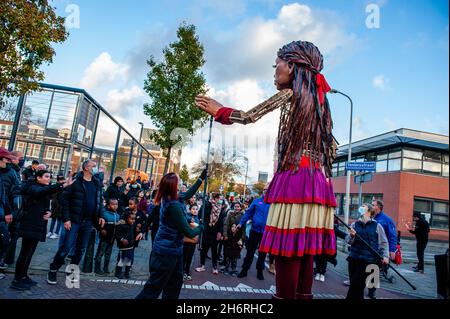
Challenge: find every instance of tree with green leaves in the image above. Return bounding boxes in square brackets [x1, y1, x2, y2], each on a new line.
[0, 0, 68, 103]
[143, 22, 208, 174]
[179, 164, 190, 184]
[252, 181, 266, 196]
[191, 148, 244, 193]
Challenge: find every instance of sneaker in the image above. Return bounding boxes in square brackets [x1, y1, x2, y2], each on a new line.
[195, 266, 206, 272]
[185, 274, 192, 281]
[0, 262, 7, 270]
[23, 276, 38, 286]
[49, 233, 59, 239]
[212, 268, 219, 275]
[183, 273, 188, 281]
[314, 274, 321, 281]
[343, 279, 350, 286]
[319, 274, 325, 282]
[10, 279, 31, 291]
[413, 268, 424, 274]
[46, 232, 53, 238]
[47, 270, 57, 285]
[237, 270, 247, 278]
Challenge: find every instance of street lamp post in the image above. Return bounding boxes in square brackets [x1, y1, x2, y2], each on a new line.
[137, 122, 144, 169]
[329, 89, 353, 226]
[243, 156, 249, 198]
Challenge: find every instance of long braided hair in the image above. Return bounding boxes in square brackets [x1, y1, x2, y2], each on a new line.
[276, 41, 335, 177]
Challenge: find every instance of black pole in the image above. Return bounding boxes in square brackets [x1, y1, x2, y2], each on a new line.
[198, 116, 214, 249]
[334, 214, 417, 290]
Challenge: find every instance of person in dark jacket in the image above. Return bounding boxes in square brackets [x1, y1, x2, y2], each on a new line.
[136, 173, 203, 299]
[195, 192, 223, 274]
[47, 174, 65, 239]
[47, 159, 105, 285]
[21, 160, 39, 182]
[114, 210, 142, 279]
[222, 202, 245, 275]
[236, 185, 271, 280]
[94, 198, 121, 275]
[0, 173, 8, 277]
[104, 176, 127, 215]
[406, 213, 430, 273]
[183, 203, 200, 281]
[10, 170, 73, 290]
[124, 180, 141, 202]
[0, 148, 21, 269]
[315, 216, 348, 282]
[147, 169, 206, 245]
[345, 203, 389, 300]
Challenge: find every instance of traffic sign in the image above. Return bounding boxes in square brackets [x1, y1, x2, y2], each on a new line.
[345, 161, 376, 172]
[354, 172, 373, 184]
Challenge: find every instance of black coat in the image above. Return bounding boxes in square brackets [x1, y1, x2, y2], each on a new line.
[115, 223, 139, 249]
[18, 182, 64, 241]
[104, 184, 127, 207]
[0, 165, 21, 216]
[22, 166, 36, 181]
[61, 172, 104, 225]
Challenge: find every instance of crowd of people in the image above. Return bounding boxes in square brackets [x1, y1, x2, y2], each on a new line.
[0, 147, 277, 296]
[0, 145, 430, 299]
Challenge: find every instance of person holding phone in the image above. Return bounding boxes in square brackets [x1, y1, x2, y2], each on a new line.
[11, 170, 73, 290]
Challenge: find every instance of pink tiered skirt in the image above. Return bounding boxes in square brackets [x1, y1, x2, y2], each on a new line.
[260, 156, 337, 257]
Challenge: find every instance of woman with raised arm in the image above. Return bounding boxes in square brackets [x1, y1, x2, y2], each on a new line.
[195, 41, 337, 299]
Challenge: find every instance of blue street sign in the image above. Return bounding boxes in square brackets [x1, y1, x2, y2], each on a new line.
[345, 161, 376, 172]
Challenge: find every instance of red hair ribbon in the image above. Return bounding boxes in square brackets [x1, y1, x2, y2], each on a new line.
[316, 73, 331, 105]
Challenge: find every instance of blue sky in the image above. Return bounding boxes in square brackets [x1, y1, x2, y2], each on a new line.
[43, 0, 449, 183]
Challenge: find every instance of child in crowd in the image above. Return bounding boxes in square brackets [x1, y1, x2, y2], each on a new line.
[183, 204, 200, 281]
[94, 198, 121, 275]
[114, 211, 143, 279]
[222, 202, 245, 275]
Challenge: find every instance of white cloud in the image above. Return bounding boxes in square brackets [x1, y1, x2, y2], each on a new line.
[204, 3, 357, 85]
[104, 85, 145, 117]
[79, 52, 129, 90]
[372, 74, 389, 90]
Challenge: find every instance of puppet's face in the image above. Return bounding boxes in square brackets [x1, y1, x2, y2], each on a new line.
[274, 57, 293, 90]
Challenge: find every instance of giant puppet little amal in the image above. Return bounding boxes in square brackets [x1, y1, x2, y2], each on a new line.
[195, 41, 337, 299]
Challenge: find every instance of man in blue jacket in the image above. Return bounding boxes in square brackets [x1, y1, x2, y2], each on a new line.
[369, 199, 397, 299]
[237, 184, 270, 280]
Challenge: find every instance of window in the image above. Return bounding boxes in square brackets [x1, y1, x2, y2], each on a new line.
[16, 142, 25, 153]
[403, 149, 422, 160]
[376, 152, 388, 161]
[423, 161, 441, 175]
[55, 147, 63, 160]
[376, 160, 387, 172]
[388, 158, 401, 171]
[443, 164, 449, 177]
[413, 197, 449, 230]
[403, 158, 422, 172]
[389, 149, 402, 159]
[45, 146, 55, 160]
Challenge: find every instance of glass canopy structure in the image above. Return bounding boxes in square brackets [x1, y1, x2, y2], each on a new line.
[0, 83, 155, 186]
